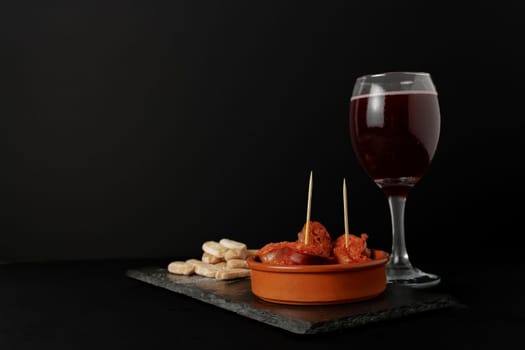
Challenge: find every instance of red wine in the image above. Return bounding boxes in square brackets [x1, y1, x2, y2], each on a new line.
[350, 91, 440, 196]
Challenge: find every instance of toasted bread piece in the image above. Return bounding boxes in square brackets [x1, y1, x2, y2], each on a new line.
[246, 249, 259, 258]
[202, 241, 228, 258]
[167, 261, 195, 276]
[214, 262, 226, 269]
[185, 258, 204, 266]
[215, 268, 251, 280]
[219, 238, 247, 250]
[226, 259, 249, 269]
[225, 248, 247, 260]
[194, 262, 224, 278]
[202, 252, 225, 264]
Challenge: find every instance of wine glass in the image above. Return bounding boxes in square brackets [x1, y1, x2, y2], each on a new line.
[349, 72, 441, 288]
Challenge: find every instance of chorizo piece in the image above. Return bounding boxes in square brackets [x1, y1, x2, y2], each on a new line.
[333, 233, 372, 264]
[256, 241, 334, 265]
[296, 221, 332, 258]
[256, 221, 335, 265]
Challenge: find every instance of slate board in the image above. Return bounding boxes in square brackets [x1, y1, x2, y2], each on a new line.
[126, 266, 462, 334]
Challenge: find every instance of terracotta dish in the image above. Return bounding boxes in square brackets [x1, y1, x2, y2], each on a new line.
[247, 249, 389, 305]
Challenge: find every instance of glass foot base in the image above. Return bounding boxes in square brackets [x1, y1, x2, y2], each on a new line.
[386, 265, 440, 289]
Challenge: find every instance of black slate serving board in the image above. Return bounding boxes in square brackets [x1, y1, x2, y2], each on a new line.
[126, 266, 461, 334]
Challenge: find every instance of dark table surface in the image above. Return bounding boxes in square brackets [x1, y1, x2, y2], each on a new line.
[1, 259, 523, 349]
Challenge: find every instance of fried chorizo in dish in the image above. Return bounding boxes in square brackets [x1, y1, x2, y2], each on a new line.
[295, 221, 332, 258]
[256, 221, 335, 265]
[333, 233, 372, 264]
[255, 222, 375, 265]
[256, 242, 334, 265]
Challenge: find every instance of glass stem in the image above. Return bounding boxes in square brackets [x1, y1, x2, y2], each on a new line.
[387, 195, 412, 268]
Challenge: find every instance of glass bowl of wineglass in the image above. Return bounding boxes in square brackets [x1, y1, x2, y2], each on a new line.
[349, 71, 441, 288]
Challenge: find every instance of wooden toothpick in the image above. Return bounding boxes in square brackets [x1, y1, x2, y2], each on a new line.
[343, 178, 349, 248]
[304, 170, 313, 245]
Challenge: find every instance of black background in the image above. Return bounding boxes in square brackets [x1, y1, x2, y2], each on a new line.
[1, 1, 524, 265]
